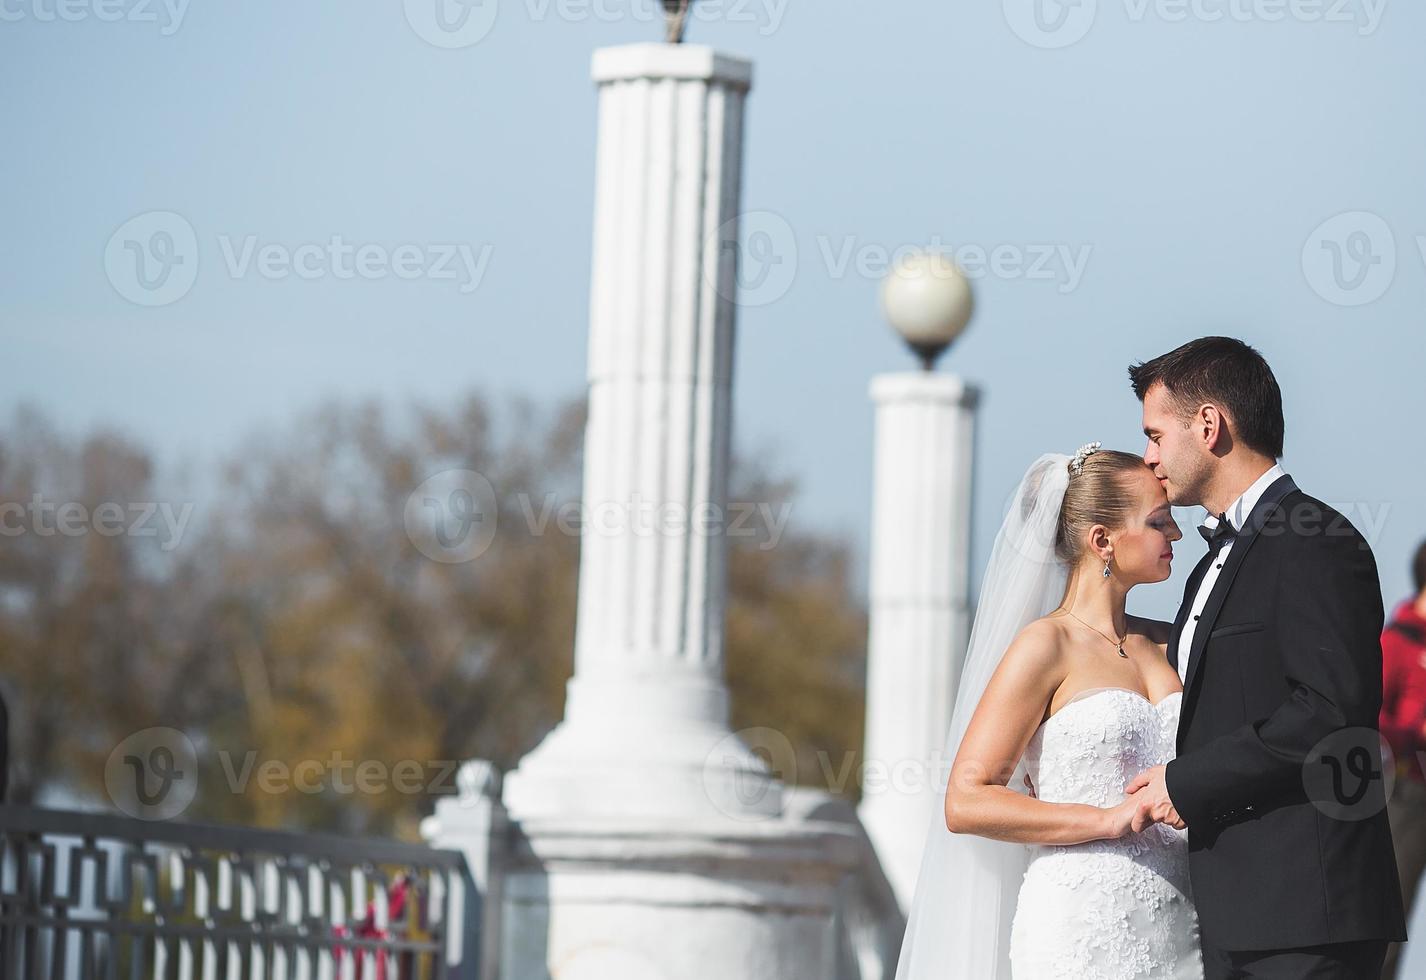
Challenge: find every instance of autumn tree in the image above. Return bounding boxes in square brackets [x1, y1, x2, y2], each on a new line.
[0, 397, 869, 837]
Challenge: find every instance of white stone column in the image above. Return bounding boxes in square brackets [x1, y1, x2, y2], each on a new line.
[501, 43, 779, 823]
[858, 371, 978, 911]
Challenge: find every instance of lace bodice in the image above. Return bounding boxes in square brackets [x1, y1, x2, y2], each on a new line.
[1009, 687, 1202, 979]
[1025, 687, 1183, 808]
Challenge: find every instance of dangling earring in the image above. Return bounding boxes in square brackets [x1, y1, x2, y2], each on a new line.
[1102, 557, 1112, 579]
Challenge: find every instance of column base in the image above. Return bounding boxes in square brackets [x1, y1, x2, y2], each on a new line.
[502, 715, 784, 822]
[502, 669, 785, 821]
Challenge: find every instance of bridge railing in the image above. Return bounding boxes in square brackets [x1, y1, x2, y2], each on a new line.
[0, 804, 468, 980]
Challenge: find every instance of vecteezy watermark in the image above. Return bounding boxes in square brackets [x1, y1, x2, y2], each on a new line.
[1003, 0, 1099, 48]
[1284, 499, 1393, 548]
[104, 211, 200, 307]
[403, 468, 795, 564]
[1005, 0, 1385, 48]
[515, 494, 791, 547]
[104, 210, 494, 308]
[218, 751, 461, 799]
[401, 0, 789, 49]
[700, 733, 1018, 824]
[1303, 726, 1394, 821]
[215, 235, 490, 294]
[701, 726, 798, 820]
[105, 727, 199, 820]
[0, 495, 195, 551]
[707, 215, 1093, 307]
[818, 236, 1092, 295]
[720, 722, 1404, 827]
[0, 0, 190, 35]
[402, 0, 499, 48]
[710, 209, 800, 308]
[105, 727, 474, 820]
[1302, 210, 1396, 307]
[403, 469, 500, 564]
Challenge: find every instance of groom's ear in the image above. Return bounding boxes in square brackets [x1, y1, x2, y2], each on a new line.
[1197, 403, 1228, 452]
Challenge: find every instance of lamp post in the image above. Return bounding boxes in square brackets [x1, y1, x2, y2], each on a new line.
[860, 249, 979, 910]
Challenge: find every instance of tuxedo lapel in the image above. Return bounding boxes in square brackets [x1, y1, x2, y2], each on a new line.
[1181, 475, 1298, 700]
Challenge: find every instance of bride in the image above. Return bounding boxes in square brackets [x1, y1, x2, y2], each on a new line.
[894, 445, 1204, 979]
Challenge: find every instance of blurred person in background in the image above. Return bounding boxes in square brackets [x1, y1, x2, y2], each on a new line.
[1381, 539, 1426, 979]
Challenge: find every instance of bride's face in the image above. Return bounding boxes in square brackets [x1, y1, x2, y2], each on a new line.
[1109, 467, 1183, 584]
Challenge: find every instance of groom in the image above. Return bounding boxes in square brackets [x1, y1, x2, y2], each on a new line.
[1123, 337, 1406, 978]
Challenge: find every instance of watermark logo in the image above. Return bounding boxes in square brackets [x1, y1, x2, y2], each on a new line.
[707, 215, 1090, 307]
[1004, 0, 1098, 48]
[0, 495, 195, 551]
[1302, 210, 1395, 306]
[105, 727, 198, 820]
[1123, 0, 1385, 32]
[220, 751, 460, 798]
[703, 726, 797, 820]
[404, 468, 500, 563]
[216, 235, 490, 293]
[403, 0, 499, 48]
[0, 0, 190, 35]
[1302, 726, 1393, 821]
[710, 209, 798, 307]
[402, 472, 794, 563]
[403, 0, 789, 45]
[822, 235, 1091, 294]
[106, 211, 492, 306]
[104, 211, 199, 307]
[1006, 0, 1385, 47]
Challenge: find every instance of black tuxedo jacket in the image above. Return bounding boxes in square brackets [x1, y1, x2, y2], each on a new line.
[1164, 474, 1407, 950]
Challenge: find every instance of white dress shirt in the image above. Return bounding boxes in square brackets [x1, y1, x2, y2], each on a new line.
[1175, 463, 1288, 684]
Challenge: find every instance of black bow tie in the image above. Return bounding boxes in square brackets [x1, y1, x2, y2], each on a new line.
[1198, 514, 1238, 551]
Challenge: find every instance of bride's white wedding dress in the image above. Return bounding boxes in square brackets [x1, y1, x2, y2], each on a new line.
[895, 456, 1204, 980]
[1009, 687, 1204, 979]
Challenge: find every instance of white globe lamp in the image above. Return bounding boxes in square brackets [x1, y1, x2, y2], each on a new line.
[879, 250, 974, 370]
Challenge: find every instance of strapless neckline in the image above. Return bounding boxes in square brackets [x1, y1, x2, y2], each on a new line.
[1039, 687, 1183, 733]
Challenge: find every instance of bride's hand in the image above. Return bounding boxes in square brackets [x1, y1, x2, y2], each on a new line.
[1102, 789, 1149, 838]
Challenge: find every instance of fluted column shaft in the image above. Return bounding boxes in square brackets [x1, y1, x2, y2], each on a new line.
[503, 44, 778, 821]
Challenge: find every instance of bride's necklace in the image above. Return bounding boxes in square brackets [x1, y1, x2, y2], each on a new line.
[1065, 609, 1129, 658]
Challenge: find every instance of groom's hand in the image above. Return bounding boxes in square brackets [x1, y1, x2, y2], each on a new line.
[1126, 765, 1186, 831]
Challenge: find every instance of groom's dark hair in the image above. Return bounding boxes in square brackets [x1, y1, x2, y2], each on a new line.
[1128, 336, 1284, 459]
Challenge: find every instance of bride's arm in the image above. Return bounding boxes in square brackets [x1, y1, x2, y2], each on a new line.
[943, 621, 1138, 845]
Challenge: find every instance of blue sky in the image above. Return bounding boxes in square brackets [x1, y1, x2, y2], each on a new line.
[2, 6, 1423, 619]
[5, 0, 1426, 965]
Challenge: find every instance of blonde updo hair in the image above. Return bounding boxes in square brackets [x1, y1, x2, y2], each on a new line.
[1054, 448, 1152, 565]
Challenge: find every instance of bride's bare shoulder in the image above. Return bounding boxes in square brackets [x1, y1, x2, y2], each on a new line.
[1126, 614, 1172, 648]
[977, 616, 1070, 697]
[1007, 614, 1073, 662]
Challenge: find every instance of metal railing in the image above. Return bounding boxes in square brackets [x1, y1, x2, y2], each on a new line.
[0, 805, 467, 980]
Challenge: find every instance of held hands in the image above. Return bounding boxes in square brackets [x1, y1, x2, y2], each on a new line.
[1124, 765, 1186, 832]
[1028, 773, 1173, 840]
[1028, 769, 1185, 839]
[1104, 788, 1153, 838]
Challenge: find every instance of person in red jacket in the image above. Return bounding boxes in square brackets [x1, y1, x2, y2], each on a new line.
[1382, 539, 1426, 979]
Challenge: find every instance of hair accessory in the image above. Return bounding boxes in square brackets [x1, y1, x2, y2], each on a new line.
[1069, 441, 1102, 476]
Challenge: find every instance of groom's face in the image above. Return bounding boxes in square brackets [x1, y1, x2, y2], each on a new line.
[1140, 382, 1210, 507]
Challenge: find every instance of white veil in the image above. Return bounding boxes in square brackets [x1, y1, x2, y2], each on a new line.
[893, 453, 1073, 980]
